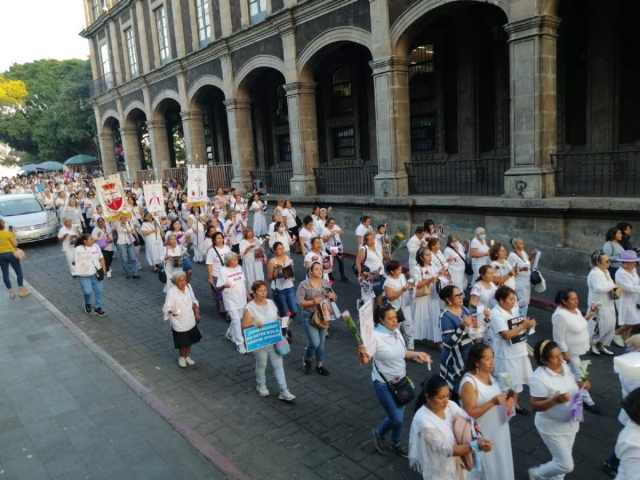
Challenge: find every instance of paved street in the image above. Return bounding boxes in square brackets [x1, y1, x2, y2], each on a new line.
[15, 235, 622, 480]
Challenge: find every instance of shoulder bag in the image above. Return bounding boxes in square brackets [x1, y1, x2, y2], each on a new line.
[310, 304, 329, 329]
[453, 414, 482, 471]
[188, 285, 201, 323]
[13, 248, 26, 261]
[352, 246, 368, 275]
[372, 360, 415, 406]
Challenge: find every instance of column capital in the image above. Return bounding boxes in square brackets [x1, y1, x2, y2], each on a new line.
[223, 98, 251, 111]
[120, 127, 138, 136]
[146, 120, 166, 129]
[504, 15, 562, 40]
[180, 110, 203, 122]
[99, 132, 113, 140]
[369, 57, 409, 76]
[283, 82, 317, 96]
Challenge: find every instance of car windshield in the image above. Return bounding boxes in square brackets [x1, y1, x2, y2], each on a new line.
[0, 198, 44, 216]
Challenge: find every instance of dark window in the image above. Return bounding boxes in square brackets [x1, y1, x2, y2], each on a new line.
[332, 68, 353, 115]
[619, 3, 640, 144]
[276, 85, 288, 123]
[278, 135, 292, 162]
[410, 115, 436, 152]
[333, 127, 355, 158]
[249, 0, 267, 24]
[409, 44, 435, 100]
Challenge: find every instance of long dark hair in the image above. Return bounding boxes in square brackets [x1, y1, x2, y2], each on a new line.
[75, 233, 91, 248]
[617, 222, 633, 250]
[462, 343, 493, 375]
[533, 339, 559, 367]
[375, 304, 396, 325]
[415, 375, 448, 412]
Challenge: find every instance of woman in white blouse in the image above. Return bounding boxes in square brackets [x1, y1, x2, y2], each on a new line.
[217, 253, 252, 354]
[60, 197, 85, 230]
[356, 232, 385, 305]
[240, 227, 265, 287]
[140, 213, 164, 271]
[187, 206, 208, 263]
[383, 261, 414, 350]
[615, 388, 640, 480]
[427, 237, 452, 290]
[409, 375, 493, 480]
[269, 221, 295, 256]
[587, 251, 623, 355]
[224, 210, 245, 257]
[614, 250, 640, 341]
[443, 234, 468, 292]
[362, 304, 431, 458]
[241, 280, 296, 401]
[73, 234, 106, 316]
[162, 271, 202, 368]
[162, 234, 188, 293]
[282, 200, 299, 253]
[92, 217, 115, 278]
[489, 243, 518, 291]
[206, 232, 231, 316]
[470, 227, 490, 280]
[551, 288, 599, 413]
[507, 238, 538, 317]
[250, 194, 268, 237]
[469, 266, 497, 327]
[411, 248, 442, 348]
[528, 340, 591, 480]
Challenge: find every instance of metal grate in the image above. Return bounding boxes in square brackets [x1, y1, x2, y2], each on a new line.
[314, 164, 378, 196]
[251, 169, 292, 195]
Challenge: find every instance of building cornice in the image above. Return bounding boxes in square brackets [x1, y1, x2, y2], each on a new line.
[79, 0, 134, 38]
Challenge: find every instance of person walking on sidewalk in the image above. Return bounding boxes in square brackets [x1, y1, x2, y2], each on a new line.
[162, 271, 202, 368]
[587, 251, 623, 355]
[0, 218, 30, 299]
[73, 234, 106, 316]
[115, 217, 141, 279]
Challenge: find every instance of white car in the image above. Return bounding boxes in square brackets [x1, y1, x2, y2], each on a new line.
[0, 194, 59, 243]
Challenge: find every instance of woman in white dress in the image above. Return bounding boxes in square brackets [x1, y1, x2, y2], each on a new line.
[383, 260, 414, 350]
[224, 210, 245, 257]
[206, 231, 231, 316]
[411, 248, 443, 347]
[614, 250, 640, 341]
[443, 234, 468, 292]
[490, 285, 536, 415]
[239, 227, 265, 287]
[162, 234, 188, 293]
[428, 238, 452, 291]
[459, 343, 514, 480]
[282, 200, 299, 253]
[58, 217, 83, 276]
[217, 253, 251, 354]
[140, 213, 164, 270]
[187, 206, 207, 263]
[269, 221, 295, 256]
[59, 197, 85, 230]
[551, 288, 600, 413]
[470, 227, 490, 281]
[409, 375, 494, 480]
[587, 251, 623, 355]
[469, 266, 497, 326]
[355, 232, 385, 306]
[507, 238, 538, 318]
[489, 244, 518, 291]
[250, 194, 268, 237]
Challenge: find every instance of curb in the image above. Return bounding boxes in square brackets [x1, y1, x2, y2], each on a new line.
[341, 249, 556, 312]
[20, 276, 249, 480]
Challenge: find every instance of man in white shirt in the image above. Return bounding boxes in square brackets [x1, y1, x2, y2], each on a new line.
[355, 216, 372, 248]
[407, 227, 427, 272]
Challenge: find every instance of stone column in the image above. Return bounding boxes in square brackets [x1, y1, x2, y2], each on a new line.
[146, 120, 171, 180]
[224, 98, 254, 191]
[503, 15, 562, 199]
[456, 21, 479, 158]
[284, 82, 319, 196]
[370, 57, 411, 197]
[170, 0, 186, 58]
[120, 127, 142, 182]
[107, 21, 123, 85]
[181, 111, 207, 166]
[99, 132, 118, 175]
[135, 1, 151, 73]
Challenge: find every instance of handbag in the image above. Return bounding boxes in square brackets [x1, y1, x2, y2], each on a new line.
[611, 286, 624, 300]
[530, 269, 542, 285]
[352, 246, 368, 275]
[373, 360, 416, 406]
[95, 267, 105, 281]
[453, 414, 482, 471]
[188, 285, 201, 323]
[310, 305, 329, 329]
[13, 248, 26, 261]
[465, 259, 474, 276]
[274, 337, 290, 355]
[158, 264, 167, 284]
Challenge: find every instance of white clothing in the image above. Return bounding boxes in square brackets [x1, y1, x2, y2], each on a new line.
[551, 307, 590, 356]
[188, 214, 207, 262]
[224, 218, 245, 246]
[141, 222, 163, 267]
[162, 285, 199, 332]
[245, 300, 279, 326]
[269, 231, 295, 254]
[587, 267, 617, 346]
[282, 208, 297, 229]
[411, 265, 441, 342]
[227, 307, 244, 347]
[491, 260, 516, 291]
[618, 373, 640, 426]
[532, 430, 577, 480]
[251, 201, 268, 237]
[361, 246, 384, 275]
[407, 235, 426, 273]
[271, 256, 295, 290]
[529, 363, 580, 436]
[116, 221, 137, 246]
[355, 223, 372, 244]
[240, 238, 265, 287]
[490, 305, 532, 390]
[444, 245, 467, 291]
[217, 266, 248, 311]
[299, 226, 317, 254]
[408, 402, 472, 480]
[615, 422, 640, 480]
[205, 245, 231, 278]
[91, 226, 115, 253]
[615, 268, 640, 326]
[470, 282, 497, 312]
[365, 327, 406, 384]
[507, 251, 532, 315]
[460, 374, 514, 480]
[59, 206, 83, 226]
[323, 225, 344, 250]
[470, 238, 490, 279]
[73, 244, 103, 277]
[59, 225, 82, 275]
[162, 245, 186, 293]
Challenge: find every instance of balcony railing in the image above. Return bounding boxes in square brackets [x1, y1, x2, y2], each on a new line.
[89, 72, 116, 97]
[552, 151, 640, 197]
[314, 164, 378, 196]
[406, 157, 509, 196]
[251, 169, 292, 195]
[136, 169, 155, 183]
[207, 164, 233, 191]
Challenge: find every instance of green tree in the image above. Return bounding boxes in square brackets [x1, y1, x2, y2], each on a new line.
[0, 59, 97, 166]
[0, 75, 27, 106]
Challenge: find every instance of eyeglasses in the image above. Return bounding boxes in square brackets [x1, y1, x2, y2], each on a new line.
[453, 292, 465, 299]
[602, 260, 611, 264]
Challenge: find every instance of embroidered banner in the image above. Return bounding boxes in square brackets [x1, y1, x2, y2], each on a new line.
[143, 181, 166, 215]
[187, 167, 208, 207]
[94, 174, 131, 222]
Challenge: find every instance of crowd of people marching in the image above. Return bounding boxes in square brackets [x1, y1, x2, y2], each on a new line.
[1, 171, 640, 480]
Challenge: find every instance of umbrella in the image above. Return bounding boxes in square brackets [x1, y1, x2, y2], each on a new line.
[36, 161, 64, 171]
[19, 164, 38, 174]
[64, 155, 99, 166]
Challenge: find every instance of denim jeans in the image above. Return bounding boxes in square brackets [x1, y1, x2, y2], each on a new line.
[78, 275, 103, 308]
[253, 344, 287, 391]
[273, 287, 298, 319]
[372, 379, 405, 446]
[302, 309, 327, 364]
[117, 243, 138, 277]
[0, 252, 23, 289]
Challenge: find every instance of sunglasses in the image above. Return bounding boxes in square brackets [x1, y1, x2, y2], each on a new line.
[453, 292, 465, 299]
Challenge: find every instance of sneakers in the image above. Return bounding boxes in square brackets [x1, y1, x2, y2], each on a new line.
[237, 345, 247, 355]
[106, 271, 112, 278]
[178, 357, 187, 368]
[372, 428, 386, 455]
[185, 357, 195, 366]
[84, 304, 92, 314]
[132, 274, 142, 279]
[94, 308, 106, 316]
[316, 365, 330, 376]
[225, 330, 234, 342]
[599, 347, 614, 356]
[613, 335, 626, 348]
[390, 443, 408, 458]
[302, 357, 312, 374]
[256, 385, 270, 397]
[278, 389, 296, 402]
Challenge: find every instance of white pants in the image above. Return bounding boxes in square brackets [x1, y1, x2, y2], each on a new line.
[64, 248, 76, 276]
[253, 345, 287, 391]
[226, 308, 244, 347]
[567, 355, 594, 404]
[532, 431, 576, 479]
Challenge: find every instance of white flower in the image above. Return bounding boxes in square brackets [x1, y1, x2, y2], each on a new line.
[497, 372, 513, 391]
[578, 360, 591, 380]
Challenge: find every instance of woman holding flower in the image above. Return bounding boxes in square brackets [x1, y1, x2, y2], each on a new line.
[411, 248, 442, 348]
[250, 194, 268, 237]
[587, 251, 623, 355]
[614, 250, 640, 341]
[551, 288, 600, 414]
[240, 227, 265, 287]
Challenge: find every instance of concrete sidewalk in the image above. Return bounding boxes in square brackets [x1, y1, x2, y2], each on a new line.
[0, 282, 231, 479]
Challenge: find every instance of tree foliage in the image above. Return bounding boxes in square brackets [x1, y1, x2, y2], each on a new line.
[0, 75, 27, 107]
[0, 59, 97, 166]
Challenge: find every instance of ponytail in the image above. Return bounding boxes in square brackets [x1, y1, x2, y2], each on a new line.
[414, 375, 448, 412]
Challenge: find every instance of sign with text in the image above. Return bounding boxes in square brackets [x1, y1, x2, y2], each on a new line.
[243, 321, 282, 352]
[507, 314, 527, 345]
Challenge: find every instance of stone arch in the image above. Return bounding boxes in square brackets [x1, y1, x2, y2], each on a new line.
[101, 110, 121, 131]
[151, 89, 183, 117]
[233, 55, 286, 95]
[188, 75, 226, 103]
[123, 100, 147, 124]
[391, 0, 511, 56]
[297, 27, 373, 82]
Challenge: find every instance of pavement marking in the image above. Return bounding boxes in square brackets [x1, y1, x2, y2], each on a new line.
[18, 274, 250, 480]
